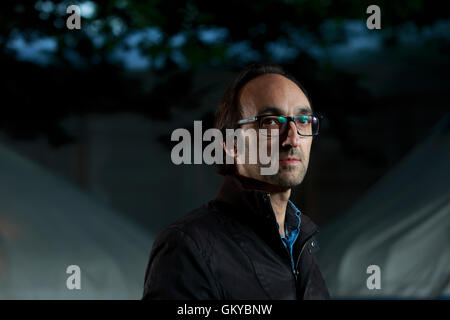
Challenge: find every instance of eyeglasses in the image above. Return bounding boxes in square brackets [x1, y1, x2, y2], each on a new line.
[237, 114, 321, 137]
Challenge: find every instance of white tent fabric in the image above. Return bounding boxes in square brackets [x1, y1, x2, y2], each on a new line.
[317, 115, 450, 299]
[0, 144, 155, 299]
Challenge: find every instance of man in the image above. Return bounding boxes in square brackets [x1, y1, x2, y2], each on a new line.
[143, 62, 330, 300]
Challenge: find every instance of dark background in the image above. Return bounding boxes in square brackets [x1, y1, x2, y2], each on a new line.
[1, 0, 449, 236]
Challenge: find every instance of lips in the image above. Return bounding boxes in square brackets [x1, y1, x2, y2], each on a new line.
[279, 157, 301, 164]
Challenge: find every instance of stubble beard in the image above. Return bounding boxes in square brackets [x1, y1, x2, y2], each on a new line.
[262, 162, 308, 188]
[241, 159, 308, 190]
[237, 140, 310, 190]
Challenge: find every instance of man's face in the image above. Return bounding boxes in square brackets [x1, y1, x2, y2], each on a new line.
[235, 74, 313, 190]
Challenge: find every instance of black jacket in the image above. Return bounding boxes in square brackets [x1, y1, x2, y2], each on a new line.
[143, 174, 330, 300]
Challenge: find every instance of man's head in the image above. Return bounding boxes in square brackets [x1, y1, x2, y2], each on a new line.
[215, 63, 316, 191]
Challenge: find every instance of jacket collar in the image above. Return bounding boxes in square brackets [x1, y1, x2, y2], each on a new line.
[214, 174, 319, 238]
[215, 174, 270, 220]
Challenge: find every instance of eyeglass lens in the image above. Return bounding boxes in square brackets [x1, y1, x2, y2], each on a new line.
[259, 115, 319, 136]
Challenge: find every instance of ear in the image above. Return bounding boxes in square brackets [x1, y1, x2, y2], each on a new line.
[223, 139, 237, 161]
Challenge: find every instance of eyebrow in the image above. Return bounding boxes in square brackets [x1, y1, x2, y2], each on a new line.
[297, 106, 313, 114]
[257, 105, 313, 116]
[257, 106, 283, 116]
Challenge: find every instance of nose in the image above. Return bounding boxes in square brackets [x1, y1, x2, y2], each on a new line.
[281, 120, 301, 148]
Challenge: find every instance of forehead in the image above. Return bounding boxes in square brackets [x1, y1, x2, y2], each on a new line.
[238, 73, 311, 116]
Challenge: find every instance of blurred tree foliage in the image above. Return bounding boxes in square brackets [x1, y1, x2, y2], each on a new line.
[0, 0, 448, 147]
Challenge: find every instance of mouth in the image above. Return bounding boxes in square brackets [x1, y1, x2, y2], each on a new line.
[279, 157, 301, 165]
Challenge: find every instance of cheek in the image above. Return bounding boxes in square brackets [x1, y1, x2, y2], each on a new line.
[301, 139, 312, 160]
[258, 135, 278, 155]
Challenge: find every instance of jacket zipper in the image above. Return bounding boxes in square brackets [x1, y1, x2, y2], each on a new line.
[281, 236, 297, 281]
[294, 230, 319, 279]
[262, 193, 320, 297]
[263, 194, 301, 283]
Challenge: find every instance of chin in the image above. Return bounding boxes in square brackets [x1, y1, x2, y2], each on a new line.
[264, 171, 304, 189]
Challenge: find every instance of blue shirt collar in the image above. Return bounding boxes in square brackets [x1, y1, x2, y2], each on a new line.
[284, 200, 301, 236]
[276, 200, 302, 268]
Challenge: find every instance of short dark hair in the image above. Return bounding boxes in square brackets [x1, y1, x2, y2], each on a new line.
[214, 62, 312, 176]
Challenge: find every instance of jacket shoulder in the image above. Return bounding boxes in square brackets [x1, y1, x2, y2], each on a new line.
[143, 202, 224, 299]
[153, 201, 225, 250]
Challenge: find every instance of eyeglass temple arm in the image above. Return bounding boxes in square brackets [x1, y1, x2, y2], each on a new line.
[237, 117, 258, 125]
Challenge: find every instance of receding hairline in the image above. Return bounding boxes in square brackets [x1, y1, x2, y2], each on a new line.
[236, 73, 312, 115]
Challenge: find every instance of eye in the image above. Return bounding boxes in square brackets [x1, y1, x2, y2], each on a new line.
[277, 116, 287, 124]
[261, 117, 280, 126]
[298, 115, 310, 124]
